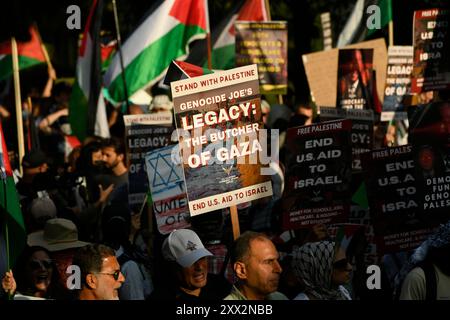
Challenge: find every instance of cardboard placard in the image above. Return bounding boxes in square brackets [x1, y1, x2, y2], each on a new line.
[145, 145, 191, 234]
[124, 113, 173, 211]
[361, 145, 432, 253]
[382, 46, 415, 117]
[411, 9, 450, 93]
[171, 64, 272, 216]
[302, 38, 387, 108]
[282, 119, 352, 229]
[320, 107, 374, 172]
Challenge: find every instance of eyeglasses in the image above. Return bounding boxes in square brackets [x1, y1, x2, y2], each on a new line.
[333, 258, 349, 270]
[29, 259, 53, 270]
[94, 270, 121, 281]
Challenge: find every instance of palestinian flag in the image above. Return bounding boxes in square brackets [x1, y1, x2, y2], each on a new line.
[64, 135, 82, 160]
[337, 0, 392, 47]
[163, 60, 213, 85]
[186, 0, 268, 69]
[211, 0, 268, 70]
[0, 123, 25, 274]
[69, 0, 109, 142]
[0, 26, 46, 81]
[101, 39, 117, 73]
[104, 0, 209, 103]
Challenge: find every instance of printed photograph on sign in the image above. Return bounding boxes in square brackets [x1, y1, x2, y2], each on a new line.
[336, 49, 378, 111]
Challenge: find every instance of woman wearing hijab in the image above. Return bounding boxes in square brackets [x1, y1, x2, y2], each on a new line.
[291, 241, 352, 300]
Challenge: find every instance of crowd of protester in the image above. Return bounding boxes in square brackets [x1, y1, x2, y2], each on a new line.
[1, 65, 449, 302]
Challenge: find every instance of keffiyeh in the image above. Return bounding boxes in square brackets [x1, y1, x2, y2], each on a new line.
[394, 220, 450, 297]
[291, 241, 349, 300]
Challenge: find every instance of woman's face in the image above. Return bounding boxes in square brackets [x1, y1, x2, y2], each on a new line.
[27, 250, 53, 294]
[91, 149, 103, 165]
[331, 247, 352, 286]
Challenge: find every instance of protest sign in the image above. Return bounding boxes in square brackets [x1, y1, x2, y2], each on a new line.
[336, 49, 376, 110]
[362, 145, 432, 253]
[282, 119, 352, 229]
[171, 64, 272, 217]
[302, 38, 387, 108]
[124, 113, 173, 212]
[411, 9, 450, 93]
[235, 21, 288, 95]
[408, 101, 450, 222]
[145, 145, 191, 234]
[320, 12, 333, 51]
[381, 46, 414, 121]
[320, 107, 374, 172]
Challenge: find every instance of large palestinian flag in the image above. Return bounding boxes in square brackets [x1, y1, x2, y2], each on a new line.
[337, 0, 392, 47]
[0, 123, 25, 275]
[69, 0, 109, 142]
[186, 0, 268, 70]
[0, 26, 46, 81]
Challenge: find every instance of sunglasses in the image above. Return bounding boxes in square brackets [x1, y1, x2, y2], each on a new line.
[29, 259, 53, 270]
[95, 270, 121, 281]
[333, 258, 350, 270]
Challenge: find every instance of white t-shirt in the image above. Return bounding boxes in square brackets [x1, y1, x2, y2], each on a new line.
[400, 265, 450, 300]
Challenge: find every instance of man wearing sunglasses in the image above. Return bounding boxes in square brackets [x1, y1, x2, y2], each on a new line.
[72, 244, 125, 300]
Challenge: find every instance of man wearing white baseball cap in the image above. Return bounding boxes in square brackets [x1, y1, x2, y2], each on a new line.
[149, 229, 231, 301]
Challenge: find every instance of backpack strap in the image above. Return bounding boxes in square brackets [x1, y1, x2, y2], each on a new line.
[420, 261, 437, 301]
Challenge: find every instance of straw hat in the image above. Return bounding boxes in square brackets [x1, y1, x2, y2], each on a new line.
[27, 218, 89, 252]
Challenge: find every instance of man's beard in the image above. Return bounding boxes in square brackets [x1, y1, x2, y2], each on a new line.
[92, 161, 108, 174]
[107, 159, 120, 170]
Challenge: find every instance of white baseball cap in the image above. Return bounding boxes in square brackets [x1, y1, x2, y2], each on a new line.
[149, 94, 173, 111]
[162, 229, 212, 268]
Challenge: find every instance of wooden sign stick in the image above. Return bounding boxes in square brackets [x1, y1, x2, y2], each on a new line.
[230, 205, 240, 240]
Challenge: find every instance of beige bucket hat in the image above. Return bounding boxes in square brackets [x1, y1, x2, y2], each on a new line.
[27, 218, 89, 252]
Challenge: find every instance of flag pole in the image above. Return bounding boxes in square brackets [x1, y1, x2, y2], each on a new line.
[11, 38, 25, 177]
[206, 35, 212, 70]
[34, 24, 55, 73]
[0, 166, 12, 300]
[205, 0, 212, 70]
[264, 0, 271, 20]
[388, 21, 394, 46]
[112, 0, 130, 113]
[230, 205, 240, 240]
[27, 97, 33, 152]
[263, 0, 284, 104]
[388, 0, 394, 46]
